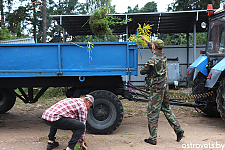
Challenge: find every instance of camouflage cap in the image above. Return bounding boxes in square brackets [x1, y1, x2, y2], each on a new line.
[153, 39, 164, 50]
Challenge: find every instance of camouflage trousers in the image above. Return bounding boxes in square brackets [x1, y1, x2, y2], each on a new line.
[147, 83, 182, 141]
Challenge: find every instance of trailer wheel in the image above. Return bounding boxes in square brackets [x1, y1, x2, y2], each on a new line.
[216, 78, 225, 120]
[0, 89, 16, 114]
[192, 72, 220, 117]
[86, 90, 123, 134]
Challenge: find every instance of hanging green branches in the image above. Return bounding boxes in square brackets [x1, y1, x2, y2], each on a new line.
[71, 42, 94, 64]
[87, 42, 94, 64]
[89, 0, 132, 35]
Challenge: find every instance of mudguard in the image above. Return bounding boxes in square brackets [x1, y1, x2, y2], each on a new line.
[206, 57, 225, 88]
[186, 55, 208, 82]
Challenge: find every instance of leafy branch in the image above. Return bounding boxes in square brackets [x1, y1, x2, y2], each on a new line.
[127, 23, 154, 48]
[89, 0, 132, 35]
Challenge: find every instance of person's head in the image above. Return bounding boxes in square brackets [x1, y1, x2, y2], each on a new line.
[152, 39, 164, 53]
[83, 94, 94, 109]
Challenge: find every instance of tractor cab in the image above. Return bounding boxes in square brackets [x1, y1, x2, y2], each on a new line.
[207, 12, 225, 56]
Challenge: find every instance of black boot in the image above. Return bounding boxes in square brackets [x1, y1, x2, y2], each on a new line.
[144, 138, 157, 145]
[177, 130, 184, 142]
[47, 141, 59, 150]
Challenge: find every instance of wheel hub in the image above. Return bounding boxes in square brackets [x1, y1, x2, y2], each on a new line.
[93, 104, 110, 121]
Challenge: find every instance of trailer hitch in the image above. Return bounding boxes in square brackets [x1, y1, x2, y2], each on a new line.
[123, 82, 205, 108]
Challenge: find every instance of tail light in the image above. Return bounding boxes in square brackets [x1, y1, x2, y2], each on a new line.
[186, 70, 190, 75]
[207, 73, 212, 79]
[200, 51, 205, 54]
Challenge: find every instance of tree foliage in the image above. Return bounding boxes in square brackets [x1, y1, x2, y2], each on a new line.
[127, 1, 157, 13]
[158, 32, 207, 45]
[167, 0, 221, 11]
[140, 2, 158, 12]
[161, 0, 218, 45]
[79, 0, 115, 14]
[0, 0, 13, 26]
[0, 25, 11, 40]
[5, 6, 28, 34]
[16, 23, 22, 37]
[127, 5, 140, 13]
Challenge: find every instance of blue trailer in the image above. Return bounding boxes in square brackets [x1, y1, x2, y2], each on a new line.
[0, 42, 138, 134]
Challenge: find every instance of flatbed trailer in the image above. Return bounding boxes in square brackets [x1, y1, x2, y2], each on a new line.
[0, 42, 138, 134]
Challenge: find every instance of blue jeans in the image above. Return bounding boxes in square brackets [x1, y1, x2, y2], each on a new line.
[43, 117, 85, 149]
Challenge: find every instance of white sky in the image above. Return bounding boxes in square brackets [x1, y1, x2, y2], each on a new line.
[13, 0, 174, 13]
[112, 0, 174, 12]
[79, 0, 175, 13]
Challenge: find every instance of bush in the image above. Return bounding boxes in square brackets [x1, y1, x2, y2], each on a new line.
[0, 25, 11, 40]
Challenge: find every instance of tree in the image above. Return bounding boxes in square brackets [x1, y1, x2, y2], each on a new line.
[157, 32, 207, 45]
[47, 0, 80, 42]
[127, 4, 139, 13]
[140, 1, 157, 12]
[127, 1, 157, 13]
[0, 0, 3, 25]
[42, 0, 46, 43]
[78, 0, 115, 14]
[53, 0, 79, 15]
[0, 25, 11, 40]
[163, 0, 219, 45]
[0, 0, 14, 26]
[16, 23, 22, 37]
[167, 0, 221, 11]
[5, 6, 28, 34]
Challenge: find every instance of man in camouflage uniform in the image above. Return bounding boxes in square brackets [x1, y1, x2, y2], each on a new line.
[139, 36, 184, 145]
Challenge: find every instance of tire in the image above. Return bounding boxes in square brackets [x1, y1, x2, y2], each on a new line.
[66, 87, 79, 98]
[0, 89, 16, 114]
[86, 90, 123, 134]
[192, 72, 220, 117]
[216, 78, 225, 121]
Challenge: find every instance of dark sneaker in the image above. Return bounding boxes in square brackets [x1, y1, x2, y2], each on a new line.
[47, 141, 59, 150]
[144, 138, 157, 145]
[177, 130, 184, 142]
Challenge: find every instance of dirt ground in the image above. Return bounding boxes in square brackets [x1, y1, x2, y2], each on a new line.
[1, 89, 225, 150]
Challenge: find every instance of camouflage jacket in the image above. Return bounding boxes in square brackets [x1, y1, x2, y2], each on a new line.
[140, 51, 167, 91]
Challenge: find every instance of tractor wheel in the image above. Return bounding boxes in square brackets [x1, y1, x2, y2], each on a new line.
[86, 90, 123, 134]
[0, 89, 16, 114]
[192, 72, 220, 117]
[216, 78, 225, 120]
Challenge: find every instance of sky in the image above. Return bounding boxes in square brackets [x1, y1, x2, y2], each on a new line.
[13, 0, 174, 13]
[79, 0, 175, 13]
[111, 0, 174, 13]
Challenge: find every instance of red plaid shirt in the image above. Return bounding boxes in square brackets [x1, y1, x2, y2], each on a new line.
[42, 98, 87, 144]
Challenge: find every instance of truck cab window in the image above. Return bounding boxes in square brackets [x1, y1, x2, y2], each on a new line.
[208, 17, 225, 54]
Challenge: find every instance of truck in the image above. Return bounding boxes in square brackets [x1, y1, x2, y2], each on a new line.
[0, 42, 138, 134]
[186, 4, 225, 120]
